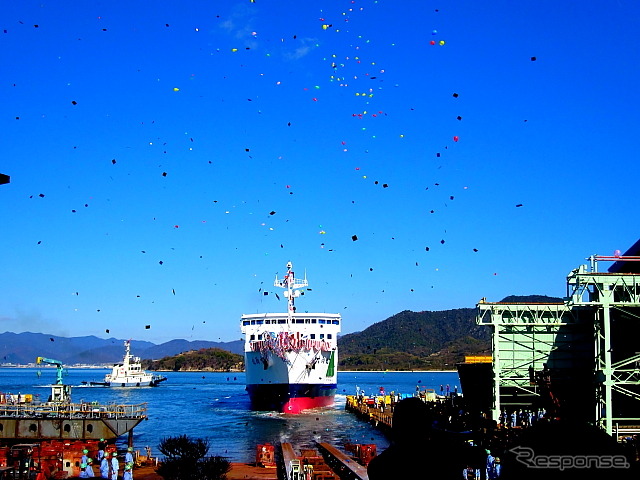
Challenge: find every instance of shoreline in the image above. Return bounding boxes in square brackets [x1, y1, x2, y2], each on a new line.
[338, 370, 457, 373]
[2, 365, 458, 373]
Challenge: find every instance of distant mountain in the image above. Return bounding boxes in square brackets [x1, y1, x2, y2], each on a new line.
[0, 332, 243, 365]
[498, 295, 565, 303]
[140, 339, 243, 359]
[0, 295, 562, 369]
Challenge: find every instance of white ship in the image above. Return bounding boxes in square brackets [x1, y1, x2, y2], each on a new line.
[91, 340, 167, 387]
[241, 262, 341, 413]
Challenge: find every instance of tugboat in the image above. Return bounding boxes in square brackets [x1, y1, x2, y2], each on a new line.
[91, 340, 167, 387]
[241, 262, 341, 413]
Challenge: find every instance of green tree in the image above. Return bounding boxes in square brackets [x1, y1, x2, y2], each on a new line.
[156, 435, 231, 480]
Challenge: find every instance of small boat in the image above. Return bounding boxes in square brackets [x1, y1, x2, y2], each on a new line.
[92, 340, 167, 387]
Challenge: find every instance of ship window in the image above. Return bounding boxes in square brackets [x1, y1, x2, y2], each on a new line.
[305, 319, 310, 324]
[87, 424, 93, 433]
[29, 424, 37, 432]
[327, 334, 332, 339]
[256, 320, 263, 325]
[278, 319, 285, 324]
[332, 320, 340, 325]
[310, 334, 316, 339]
[258, 334, 263, 340]
[295, 319, 304, 324]
[64, 424, 71, 432]
[250, 335, 255, 340]
[311, 319, 317, 323]
[243, 321, 250, 326]
[251, 320, 256, 325]
[318, 319, 326, 324]
[320, 334, 325, 339]
[265, 320, 271, 324]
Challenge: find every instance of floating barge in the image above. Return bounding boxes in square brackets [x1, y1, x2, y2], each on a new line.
[0, 366, 147, 478]
[1, 382, 146, 443]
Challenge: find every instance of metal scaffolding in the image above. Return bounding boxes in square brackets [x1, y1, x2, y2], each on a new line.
[567, 256, 640, 436]
[476, 255, 640, 436]
[477, 301, 591, 421]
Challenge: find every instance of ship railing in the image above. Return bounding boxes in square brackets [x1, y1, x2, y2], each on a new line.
[0, 402, 147, 419]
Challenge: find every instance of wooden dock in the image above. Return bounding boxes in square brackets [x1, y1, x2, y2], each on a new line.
[344, 395, 394, 433]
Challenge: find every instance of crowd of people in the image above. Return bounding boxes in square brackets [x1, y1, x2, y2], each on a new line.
[77, 443, 135, 480]
[363, 393, 639, 479]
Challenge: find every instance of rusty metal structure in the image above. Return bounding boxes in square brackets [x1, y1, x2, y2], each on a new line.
[0, 372, 146, 442]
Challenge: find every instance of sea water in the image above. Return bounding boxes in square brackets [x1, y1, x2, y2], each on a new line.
[0, 368, 460, 463]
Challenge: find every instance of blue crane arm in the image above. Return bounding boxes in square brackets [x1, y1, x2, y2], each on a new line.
[36, 357, 64, 384]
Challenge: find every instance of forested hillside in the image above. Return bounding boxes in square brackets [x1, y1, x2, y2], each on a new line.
[337, 295, 563, 370]
[142, 348, 244, 372]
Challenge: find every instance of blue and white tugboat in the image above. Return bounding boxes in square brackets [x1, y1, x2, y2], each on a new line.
[241, 262, 341, 413]
[92, 340, 167, 387]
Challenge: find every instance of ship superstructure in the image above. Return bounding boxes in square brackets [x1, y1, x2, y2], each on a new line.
[241, 262, 341, 413]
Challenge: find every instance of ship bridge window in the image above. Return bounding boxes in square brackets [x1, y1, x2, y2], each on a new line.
[278, 319, 286, 324]
[311, 319, 317, 323]
[327, 334, 332, 339]
[318, 319, 326, 324]
[258, 334, 263, 340]
[251, 320, 256, 325]
[265, 320, 271, 324]
[305, 319, 310, 324]
[310, 334, 316, 339]
[250, 335, 255, 341]
[256, 320, 263, 325]
[332, 320, 340, 325]
[295, 319, 304, 324]
[320, 334, 324, 339]
[242, 321, 250, 326]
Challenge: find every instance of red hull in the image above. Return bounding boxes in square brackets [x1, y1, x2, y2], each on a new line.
[282, 395, 336, 414]
[246, 383, 337, 413]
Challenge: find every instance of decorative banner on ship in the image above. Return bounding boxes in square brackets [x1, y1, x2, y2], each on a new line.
[251, 332, 331, 360]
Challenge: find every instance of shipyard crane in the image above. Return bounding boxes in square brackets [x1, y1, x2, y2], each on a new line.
[36, 357, 65, 385]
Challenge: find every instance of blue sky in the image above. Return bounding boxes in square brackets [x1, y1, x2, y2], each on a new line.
[1, 0, 638, 344]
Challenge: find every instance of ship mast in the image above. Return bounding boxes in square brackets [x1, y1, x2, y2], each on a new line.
[274, 261, 308, 322]
[123, 340, 132, 369]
